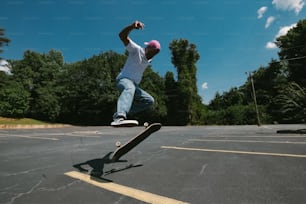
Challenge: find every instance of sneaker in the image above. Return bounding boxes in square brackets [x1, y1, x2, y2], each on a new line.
[111, 117, 125, 126]
[111, 118, 139, 127]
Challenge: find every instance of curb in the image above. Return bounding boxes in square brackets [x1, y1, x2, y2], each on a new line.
[0, 124, 71, 129]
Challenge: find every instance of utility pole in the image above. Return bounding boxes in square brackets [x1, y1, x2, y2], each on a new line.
[246, 72, 261, 126]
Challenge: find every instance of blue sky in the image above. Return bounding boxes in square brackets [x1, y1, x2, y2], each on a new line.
[1, 0, 305, 104]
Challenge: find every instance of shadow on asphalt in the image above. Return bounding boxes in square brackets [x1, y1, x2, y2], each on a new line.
[277, 128, 306, 134]
[72, 152, 143, 181]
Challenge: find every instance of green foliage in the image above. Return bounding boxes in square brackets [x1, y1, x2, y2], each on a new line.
[57, 52, 126, 125]
[209, 88, 244, 110]
[208, 19, 306, 124]
[2, 48, 171, 125]
[169, 39, 204, 125]
[276, 20, 306, 87]
[0, 74, 30, 117]
[10, 50, 63, 121]
[206, 104, 270, 125]
[0, 28, 10, 53]
[275, 82, 306, 123]
[139, 67, 167, 124]
[165, 72, 179, 125]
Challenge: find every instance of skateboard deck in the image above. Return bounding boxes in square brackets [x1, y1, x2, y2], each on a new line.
[111, 123, 161, 162]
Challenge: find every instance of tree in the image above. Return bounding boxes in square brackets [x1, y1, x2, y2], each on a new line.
[139, 67, 167, 124]
[0, 72, 30, 117]
[11, 50, 63, 121]
[169, 39, 204, 125]
[57, 51, 126, 125]
[0, 28, 10, 54]
[165, 71, 179, 125]
[275, 82, 306, 123]
[276, 19, 306, 87]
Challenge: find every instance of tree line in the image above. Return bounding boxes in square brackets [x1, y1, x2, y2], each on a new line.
[0, 40, 205, 125]
[0, 19, 305, 125]
[207, 19, 306, 125]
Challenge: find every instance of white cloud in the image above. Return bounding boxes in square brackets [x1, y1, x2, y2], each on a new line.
[265, 16, 276, 28]
[201, 82, 208, 90]
[0, 60, 12, 75]
[272, 0, 305, 14]
[266, 41, 277, 49]
[257, 6, 268, 19]
[276, 23, 297, 37]
[266, 23, 297, 49]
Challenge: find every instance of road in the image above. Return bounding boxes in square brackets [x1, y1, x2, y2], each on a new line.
[0, 124, 306, 204]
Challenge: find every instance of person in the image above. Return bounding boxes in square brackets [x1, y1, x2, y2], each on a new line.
[111, 20, 161, 126]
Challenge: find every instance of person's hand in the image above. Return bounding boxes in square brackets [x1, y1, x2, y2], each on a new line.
[133, 21, 144, 30]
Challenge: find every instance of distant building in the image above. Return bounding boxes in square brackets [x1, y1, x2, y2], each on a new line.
[0, 59, 12, 75]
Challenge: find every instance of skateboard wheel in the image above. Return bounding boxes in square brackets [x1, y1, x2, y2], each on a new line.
[115, 141, 121, 147]
[144, 122, 149, 127]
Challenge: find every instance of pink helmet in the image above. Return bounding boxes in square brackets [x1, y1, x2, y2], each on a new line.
[144, 40, 161, 50]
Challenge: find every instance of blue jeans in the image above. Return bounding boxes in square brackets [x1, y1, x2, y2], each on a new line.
[113, 78, 154, 119]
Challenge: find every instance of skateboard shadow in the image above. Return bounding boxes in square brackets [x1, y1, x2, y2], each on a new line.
[73, 152, 142, 179]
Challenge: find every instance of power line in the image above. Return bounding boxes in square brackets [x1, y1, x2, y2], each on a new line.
[269, 55, 306, 64]
[280, 44, 306, 51]
[283, 55, 306, 61]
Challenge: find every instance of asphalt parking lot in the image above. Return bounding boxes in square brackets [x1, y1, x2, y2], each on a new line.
[0, 124, 306, 204]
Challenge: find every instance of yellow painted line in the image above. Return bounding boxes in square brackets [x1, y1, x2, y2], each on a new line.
[161, 146, 306, 158]
[65, 171, 189, 204]
[189, 139, 306, 145]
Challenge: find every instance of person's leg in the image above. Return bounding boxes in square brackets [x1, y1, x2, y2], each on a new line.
[129, 86, 154, 115]
[113, 78, 136, 120]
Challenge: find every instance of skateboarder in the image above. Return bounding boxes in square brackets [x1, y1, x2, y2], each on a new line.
[111, 20, 161, 126]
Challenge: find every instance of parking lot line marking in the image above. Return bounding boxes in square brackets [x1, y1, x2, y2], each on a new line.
[161, 146, 306, 158]
[60, 134, 101, 138]
[189, 139, 306, 145]
[65, 171, 189, 204]
[205, 135, 306, 138]
[0, 134, 58, 141]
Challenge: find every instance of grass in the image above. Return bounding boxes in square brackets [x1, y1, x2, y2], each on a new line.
[0, 117, 50, 125]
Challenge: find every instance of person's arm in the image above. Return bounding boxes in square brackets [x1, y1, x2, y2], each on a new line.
[119, 21, 144, 46]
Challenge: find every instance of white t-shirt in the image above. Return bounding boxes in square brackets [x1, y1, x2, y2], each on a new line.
[116, 40, 150, 84]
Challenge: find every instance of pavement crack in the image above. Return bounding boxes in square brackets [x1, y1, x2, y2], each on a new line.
[5, 165, 57, 177]
[7, 178, 43, 204]
[5, 177, 80, 204]
[139, 149, 165, 163]
[113, 195, 125, 204]
[0, 184, 19, 191]
[199, 164, 207, 176]
[37, 180, 81, 192]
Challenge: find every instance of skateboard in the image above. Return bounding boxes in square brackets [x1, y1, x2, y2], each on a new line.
[111, 123, 161, 162]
